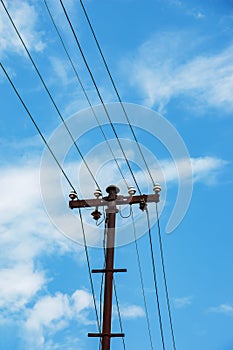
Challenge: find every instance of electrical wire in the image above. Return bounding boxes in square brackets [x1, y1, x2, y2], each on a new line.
[1, 63, 102, 334]
[79, 0, 156, 187]
[78, 208, 102, 334]
[0, 63, 75, 192]
[113, 279, 126, 350]
[119, 205, 132, 219]
[155, 203, 177, 350]
[101, 217, 126, 350]
[0, 0, 100, 190]
[43, 0, 129, 191]
[99, 216, 108, 330]
[131, 209, 154, 350]
[59, 0, 142, 195]
[145, 207, 166, 350]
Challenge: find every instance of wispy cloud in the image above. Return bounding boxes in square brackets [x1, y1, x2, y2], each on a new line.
[0, 0, 46, 58]
[208, 303, 233, 316]
[114, 305, 145, 319]
[134, 156, 227, 187]
[174, 296, 193, 308]
[123, 32, 233, 113]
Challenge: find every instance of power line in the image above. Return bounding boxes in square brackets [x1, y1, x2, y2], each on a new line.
[113, 279, 126, 350]
[145, 208, 166, 350]
[0, 0, 100, 190]
[131, 209, 154, 350]
[102, 218, 126, 350]
[0, 63, 75, 192]
[78, 208, 102, 334]
[43, 0, 130, 191]
[59, 0, 142, 195]
[155, 203, 177, 350]
[99, 218, 108, 350]
[79, 0, 156, 187]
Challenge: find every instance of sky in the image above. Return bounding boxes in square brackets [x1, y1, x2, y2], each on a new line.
[0, 0, 233, 349]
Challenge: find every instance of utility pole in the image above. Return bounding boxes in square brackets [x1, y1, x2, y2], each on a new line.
[69, 184, 161, 350]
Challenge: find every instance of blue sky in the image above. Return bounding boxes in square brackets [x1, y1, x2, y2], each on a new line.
[0, 0, 233, 349]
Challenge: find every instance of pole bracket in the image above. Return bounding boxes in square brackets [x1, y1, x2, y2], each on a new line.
[92, 268, 127, 273]
[88, 333, 125, 338]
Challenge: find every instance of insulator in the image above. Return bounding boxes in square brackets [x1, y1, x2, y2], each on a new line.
[153, 183, 161, 193]
[69, 190, 77, 200]
[91, 209, 102, 221]
[128, 186, 136, 196]
[94, 188, 102, 198]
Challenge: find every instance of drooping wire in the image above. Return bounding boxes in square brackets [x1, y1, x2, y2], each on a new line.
[119, 205, 132, 219]
[0, 63, 75, 192]
[99, 215, 108, 331]
[0, 0, 100, 190]
[59, 0, 142, 195]
[1, 61, 102, 334]
[78, 208, 102, 334]
[155, 203, 177, 350]
[131, 208, 154, 350]
[100, 216, 126, 350]
[145, 207, 166, 350]
[113, 279, 126, 350]
[79, 0, 156, 187]
[43, 0, 129, 191]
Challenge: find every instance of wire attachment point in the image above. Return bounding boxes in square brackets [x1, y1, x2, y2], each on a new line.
[139, 201, 147, 211]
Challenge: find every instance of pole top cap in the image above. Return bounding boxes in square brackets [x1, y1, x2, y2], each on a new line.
[106, 185, 120, 194]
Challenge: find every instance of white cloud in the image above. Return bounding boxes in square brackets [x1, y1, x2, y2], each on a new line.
[0, 264, 45, 312]
[72, 289, 93, 313]
[134, 156, 226, 186]
[24, 289, 93, 349]
[49, 56, 73, 87]
[118, 305, 145, 319]
[0, 159, 82, 319]
[0, 138, 227, 346]
[208, 303, 233, 316]
[174, 296, 193, 308]
[123, 32, 233, 113]
[191, 157, 227, 184]
[0, 0, 46, 58]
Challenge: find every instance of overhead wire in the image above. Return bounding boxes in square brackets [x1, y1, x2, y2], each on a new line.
[0, 63, 75, 192]
[59, 0, 142, 195]
[131, 208, 154, 350]
[113, 279, 126, 350]
[119, 205, 132, 219]
[155, 203, 177, 350]
[145, 207, 166, 350]
[3, 1, 175, 348]
[101, 216, 126, 350]
[1, 62, 102, 335]
[0, 0, 100, 190]
[79, 0, 156, 187]
[78, 209, 102, 334]
[43, 0, 129, 191]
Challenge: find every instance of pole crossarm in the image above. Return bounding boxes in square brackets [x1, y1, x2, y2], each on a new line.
[88, 333, 125, 338]
[92, 269, 127, 273]
[69, 193, 159, 209]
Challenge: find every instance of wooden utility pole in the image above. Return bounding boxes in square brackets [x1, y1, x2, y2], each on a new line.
[69, 184, 160, 350]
